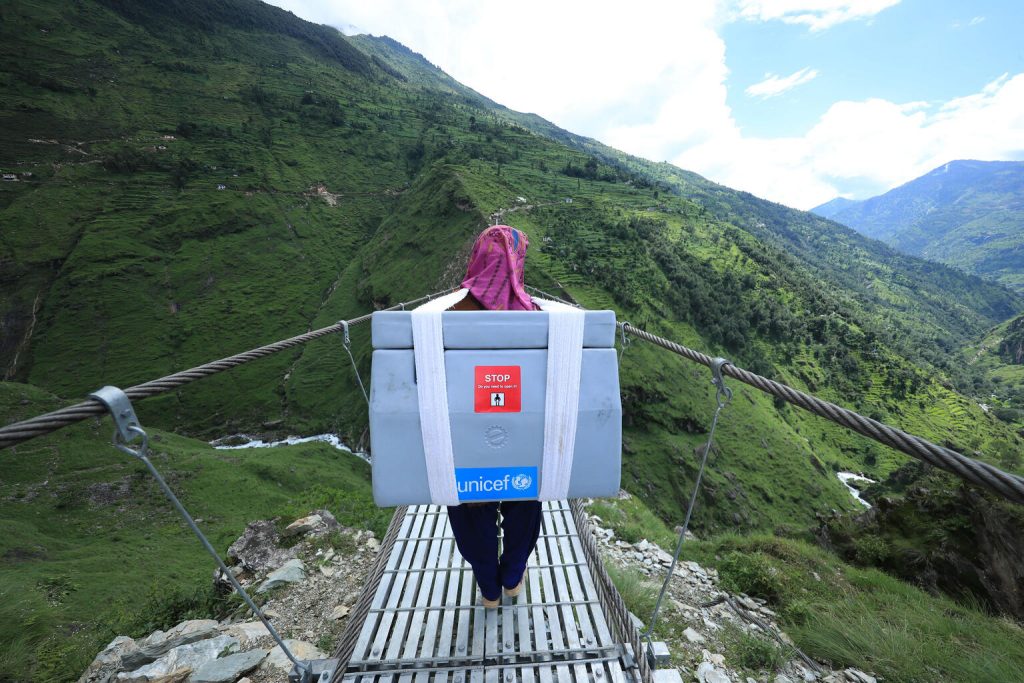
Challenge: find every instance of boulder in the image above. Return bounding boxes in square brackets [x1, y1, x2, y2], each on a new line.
[261, 640, 327, 672]
[283, 514, 323, 538]
[257, 558, 306, 593]
[78, 635, 136, 683]
[116, 635, 238, 682]
[121, 620, 220, 670]
[227, 520, 296, 576]
[220, 622, 271, 648]
[682, 627, 704, 644]
[189, 649, 267, 683]
[696, 662, 729, 683]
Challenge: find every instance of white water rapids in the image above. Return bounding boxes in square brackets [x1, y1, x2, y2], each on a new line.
[837, 471, 876, 508]
[210, 433, 369, 463]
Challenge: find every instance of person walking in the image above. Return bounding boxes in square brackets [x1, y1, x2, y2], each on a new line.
[447, 225, 543, 608]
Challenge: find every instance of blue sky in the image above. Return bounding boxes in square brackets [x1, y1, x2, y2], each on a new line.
[725, 1, 1024, 137]
[268, 1, 1024, 209]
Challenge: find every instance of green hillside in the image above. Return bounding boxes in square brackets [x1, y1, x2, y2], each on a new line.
[2, 1, 1024, 677]
[812, 160, 1024, 292]
[3, 0, 1022, 549]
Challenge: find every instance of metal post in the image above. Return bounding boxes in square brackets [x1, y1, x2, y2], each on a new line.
[88, 385, 313, 683]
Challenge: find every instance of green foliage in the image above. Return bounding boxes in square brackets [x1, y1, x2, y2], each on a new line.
[2, 3, 1024, 679]
[724, 625, 788, 672]
[693, 537, 1024, 682]
[606, 564, 658, 622]
[816, 160, 1024, 293]
[717, 551, 783, 603]
[0, 383, 383, 681]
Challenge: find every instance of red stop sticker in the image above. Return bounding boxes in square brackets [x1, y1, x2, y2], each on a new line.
[475, 366, 521, 413]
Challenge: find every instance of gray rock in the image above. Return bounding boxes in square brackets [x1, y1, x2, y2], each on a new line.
[189, 649, 267, 682]
[844, 670, 877, 683]
[227, 520, 296, 575]
[257, 559, 306, 593]
[78, 635, 136, 683]
[220, 622, 271, 648]
[696, 662, 729, 683]
[774, 675, 795, 683]
[116, 635, 238, 682]
[122, 620, 220, 670]
[260, 640, 326, 671]
[738, 596, 760, 611]
[283, 514, 322, 538]
[682, 627, 705, 644]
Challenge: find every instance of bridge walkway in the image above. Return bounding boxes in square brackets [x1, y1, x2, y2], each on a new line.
[339, 502, 639, 683]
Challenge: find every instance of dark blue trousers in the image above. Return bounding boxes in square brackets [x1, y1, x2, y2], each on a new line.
[447, 500, 543, 601]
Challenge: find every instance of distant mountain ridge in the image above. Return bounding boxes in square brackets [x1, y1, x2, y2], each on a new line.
[812, 160, 1024, 292]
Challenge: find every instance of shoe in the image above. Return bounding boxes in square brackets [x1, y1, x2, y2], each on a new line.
[503, 575, 526, 598]
[481, 593, 500, 608]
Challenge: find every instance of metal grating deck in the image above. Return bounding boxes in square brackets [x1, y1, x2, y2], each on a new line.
[341, 502, 639, 683]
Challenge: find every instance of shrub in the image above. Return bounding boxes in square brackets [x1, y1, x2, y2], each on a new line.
[607, 565, 658, 623]
[717, 551, 782, 603]
[728, 627, 787, 671]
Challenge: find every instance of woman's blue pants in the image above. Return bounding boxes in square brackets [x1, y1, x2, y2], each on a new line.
[447, 500, 543, 601]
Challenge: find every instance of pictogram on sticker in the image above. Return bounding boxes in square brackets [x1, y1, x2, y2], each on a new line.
[475, 365, 521, 413]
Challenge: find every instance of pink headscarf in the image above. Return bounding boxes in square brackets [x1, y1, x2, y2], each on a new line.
[461, 225, 539, 311]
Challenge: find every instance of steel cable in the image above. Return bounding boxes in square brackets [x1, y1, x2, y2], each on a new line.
[620, 323, 1024, 505]
[0, 291, 444, 450]
[331, 504, 408, 681]
[570, 499, 653, 683]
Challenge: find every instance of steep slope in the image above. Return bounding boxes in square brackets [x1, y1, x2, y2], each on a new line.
[2, 2, 1024, 678]
[812, 160, 1024, 291]
[3, 0, 1022, 522]
[356, 35, 1023, 394]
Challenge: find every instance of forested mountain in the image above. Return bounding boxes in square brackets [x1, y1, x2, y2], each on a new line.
[812, 160, 1024, 292]
[1, 1, 1022, 678]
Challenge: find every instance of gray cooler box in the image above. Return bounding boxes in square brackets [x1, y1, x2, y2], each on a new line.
[370, 310, 622, 506]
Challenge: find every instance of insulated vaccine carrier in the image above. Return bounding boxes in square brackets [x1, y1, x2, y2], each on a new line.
[369, 310, 622, 506]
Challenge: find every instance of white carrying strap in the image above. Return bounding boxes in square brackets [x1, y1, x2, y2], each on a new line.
[411, 288, 469, 506]
[533, 298, 585, 500]
[411, 290, 585, 504]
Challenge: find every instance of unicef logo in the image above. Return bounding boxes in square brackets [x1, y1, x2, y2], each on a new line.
[511, 473, 533, 491]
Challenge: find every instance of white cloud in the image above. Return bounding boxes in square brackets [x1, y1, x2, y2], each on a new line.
[735, 0, 901, 31]
[266, 0, 724, 137]
[264, 1, 1024, 211]
[745, 67, 820, 99]
[671, 74, 1024, 208]
[969, 15, 986, 26]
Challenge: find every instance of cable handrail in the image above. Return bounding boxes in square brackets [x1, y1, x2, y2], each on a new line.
[0, 290, 445, 450]
[2, 287, 1022, 505]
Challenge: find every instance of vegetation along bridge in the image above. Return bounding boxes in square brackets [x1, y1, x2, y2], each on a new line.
[2, 288, 1022, 683]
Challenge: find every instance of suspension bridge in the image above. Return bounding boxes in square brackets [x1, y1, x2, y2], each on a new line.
[2, 288, 1022, 683]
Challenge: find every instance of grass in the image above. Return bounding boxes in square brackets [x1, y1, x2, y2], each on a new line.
[0, 382, 391, 682]
[591, 495, 1024, 683]
[606, 564, 659, 623]
[691, 536, 1024, 682]
[722, 624, 789, 673]
[2, 2, 1024, 679]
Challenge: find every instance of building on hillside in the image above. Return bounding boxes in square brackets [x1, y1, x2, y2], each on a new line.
[216, 184, 227, 190]
[2, 173, 18, 182]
